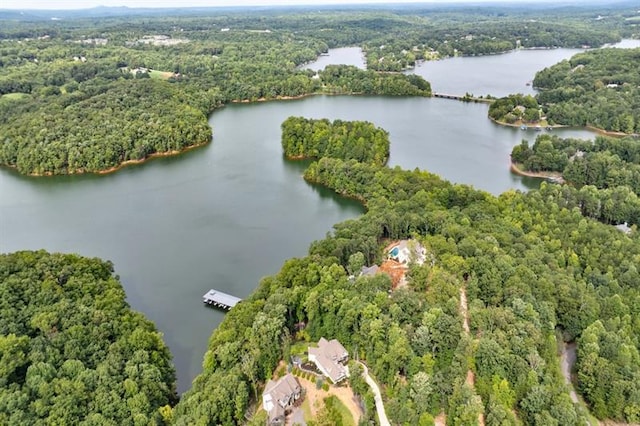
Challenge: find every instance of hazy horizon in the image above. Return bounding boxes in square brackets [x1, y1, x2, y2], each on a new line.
[1, 0, 583, 12]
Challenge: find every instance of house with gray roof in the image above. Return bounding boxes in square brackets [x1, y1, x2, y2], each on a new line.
[262, 373, 301, 425]
[360, 264, 380, 277]
[308, 338, 349, 384]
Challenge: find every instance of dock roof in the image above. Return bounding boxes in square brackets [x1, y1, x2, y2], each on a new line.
[203, 289, 241, 308]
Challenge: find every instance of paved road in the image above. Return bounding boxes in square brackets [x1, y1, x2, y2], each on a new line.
[356, 362, 390, 426]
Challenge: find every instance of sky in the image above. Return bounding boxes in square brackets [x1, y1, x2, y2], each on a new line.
[1, 0, 564, 11]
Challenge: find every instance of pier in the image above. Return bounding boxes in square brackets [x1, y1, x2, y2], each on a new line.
[203, 289, 242, 310]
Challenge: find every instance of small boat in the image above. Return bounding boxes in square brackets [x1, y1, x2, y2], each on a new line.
[534, 126, 542, 131]
[520, 125, 528, 130]
[546, 126, 553, 131]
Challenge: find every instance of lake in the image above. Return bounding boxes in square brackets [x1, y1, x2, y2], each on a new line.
[301, 46, 366, 71]
[3, 40, 629, 393]
[411, 39, 640, 98]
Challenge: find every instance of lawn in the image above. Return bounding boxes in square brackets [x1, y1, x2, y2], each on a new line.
[325, 395, 355, 426]
[301, 397, 313, 420]
[149, 69, 175, 80]
[290, 340, 310, 357]
[1, 92, 30, 100]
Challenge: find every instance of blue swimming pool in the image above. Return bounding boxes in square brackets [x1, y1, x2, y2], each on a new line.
[390, 247, 399, 257]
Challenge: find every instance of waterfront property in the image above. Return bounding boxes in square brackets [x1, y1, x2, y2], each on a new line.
[262, 373, 302, 425]
[387, 240, 427, 265]
[308, 338, 349, 384]
[202, 289, 241, 310]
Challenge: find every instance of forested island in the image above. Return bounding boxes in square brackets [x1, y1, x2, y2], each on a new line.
[2, 3, 640, 426]
[281, 117, 390, 166]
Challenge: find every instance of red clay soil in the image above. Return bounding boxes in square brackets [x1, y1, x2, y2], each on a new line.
[379, 260, 407, 289]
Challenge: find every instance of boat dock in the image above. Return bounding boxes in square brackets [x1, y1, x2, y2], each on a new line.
[203, 289, 241, 310]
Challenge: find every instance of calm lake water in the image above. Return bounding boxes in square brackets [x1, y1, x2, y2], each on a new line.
[410, 39, 640, 98]
[301, 46, 366, 71]
[3, 41, 632, 393]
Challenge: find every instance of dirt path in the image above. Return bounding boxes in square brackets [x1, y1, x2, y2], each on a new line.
[560, 342, 579, 403]
[460, 286, 485, 426]
[460, 286, 470, 333]
[434, 412, 447, 426]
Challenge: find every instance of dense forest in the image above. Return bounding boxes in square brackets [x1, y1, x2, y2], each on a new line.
[0, 251, 176, 425]
[281, 117, 390, 166]
[0, 3, 635, 174]
[511, 134, 640, 225]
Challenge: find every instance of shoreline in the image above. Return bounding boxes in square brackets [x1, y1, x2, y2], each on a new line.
[304, 175, 368, 207]
[96, 141, 210, 175]
[510, 161, 565, 183]
[489, 116, 568, 130]
[584, 125, 633, 138]
[9, 140, 210, 177]
[490, 115, 635, 138]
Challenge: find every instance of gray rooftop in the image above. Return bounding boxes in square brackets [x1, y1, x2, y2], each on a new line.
[203, 289, 241, 307]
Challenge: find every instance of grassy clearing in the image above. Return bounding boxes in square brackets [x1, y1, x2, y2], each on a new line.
[290, 341, 310, 357]
[1, 92, 30, 100]
[149, 69, 175, 80]
[326, 395, 356, 426]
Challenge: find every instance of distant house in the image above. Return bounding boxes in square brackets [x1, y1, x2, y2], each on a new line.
[308, 338, 349, 384]
[615, 222, 632, 235]
[262, 373, 302, 425]
[360, 264, 380, 277]
[388, 240, 427, 265]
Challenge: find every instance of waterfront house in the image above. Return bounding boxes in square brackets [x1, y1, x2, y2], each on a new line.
[308, 338, 349, 384]
[360, 264, 380, 277]
[262, 373, 302, 425]
[388, 240, 427, 265]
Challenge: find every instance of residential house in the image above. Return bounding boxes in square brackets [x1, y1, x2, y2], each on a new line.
[360, 264, 380, 277]
[615, 222, 632, 235]
[262, 373, 302, 425]
[308, 338, 349, 384]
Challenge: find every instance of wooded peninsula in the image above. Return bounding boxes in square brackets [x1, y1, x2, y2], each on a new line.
[1, 3, 640, 426]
